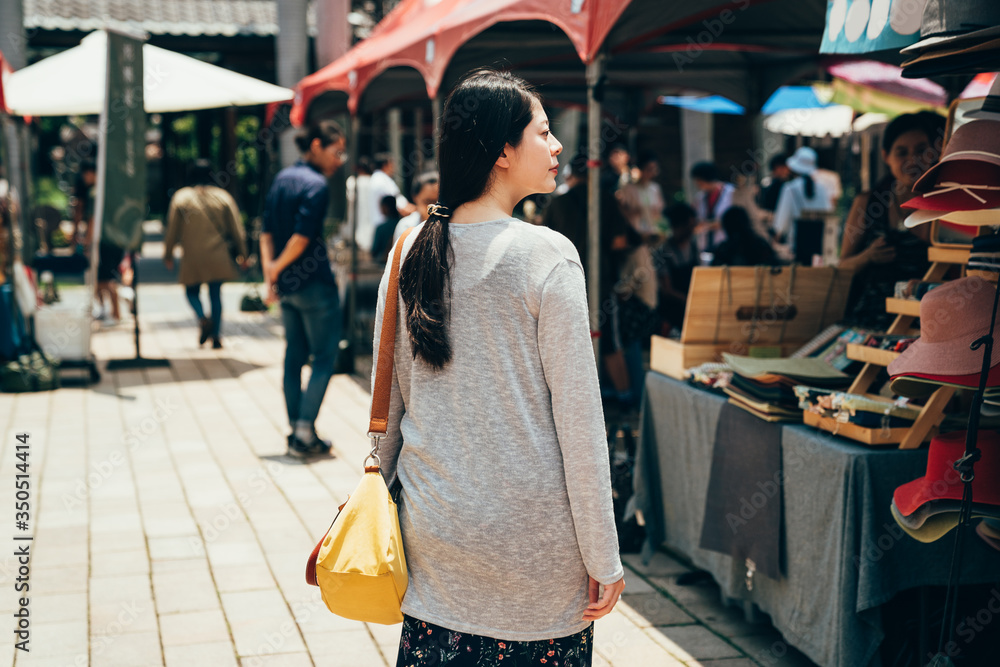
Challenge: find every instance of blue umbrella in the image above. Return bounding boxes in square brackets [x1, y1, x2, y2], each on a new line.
[660, 86, 832, 115]
[761, 86, 831, 114]
[658, 95, 745, 115]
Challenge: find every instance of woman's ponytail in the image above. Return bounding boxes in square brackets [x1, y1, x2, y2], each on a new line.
[399, 206, 453, 370]
[803, 174, 816, 199]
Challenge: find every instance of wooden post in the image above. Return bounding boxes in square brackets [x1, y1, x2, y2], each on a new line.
[586, 55, 605, 359]
[414, 106, 424, 174]
[431, 96, 442, 166]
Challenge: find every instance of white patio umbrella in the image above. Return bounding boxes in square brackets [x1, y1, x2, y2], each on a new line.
[5, 30, 293, 116]
[763, 104, 856, 138]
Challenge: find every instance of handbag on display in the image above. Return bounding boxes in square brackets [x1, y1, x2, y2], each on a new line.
[240, 286, 269, 312]
[1, 350, 60, 393]
[304, 227, 414, 625]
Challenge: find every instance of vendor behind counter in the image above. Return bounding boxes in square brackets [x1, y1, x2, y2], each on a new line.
[839, 112, 947, 329]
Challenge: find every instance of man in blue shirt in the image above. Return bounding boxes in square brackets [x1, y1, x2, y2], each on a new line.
[261, 120, 346, 457]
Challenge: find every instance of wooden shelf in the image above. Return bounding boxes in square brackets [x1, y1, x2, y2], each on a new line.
[885, 297, 922, 317]
[927, 246, 970, 265]
[845, 343, 900, 366]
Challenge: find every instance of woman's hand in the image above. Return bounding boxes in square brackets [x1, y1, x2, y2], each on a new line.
[163, 257, 174, 271]
[861, 237, 896, 265]
[583, 576, 625, 621]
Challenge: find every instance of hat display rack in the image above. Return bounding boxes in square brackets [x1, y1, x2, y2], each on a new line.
[899, 5, 1000, 663]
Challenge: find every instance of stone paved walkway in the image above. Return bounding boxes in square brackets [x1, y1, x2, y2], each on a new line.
[0, 283, 818, 667]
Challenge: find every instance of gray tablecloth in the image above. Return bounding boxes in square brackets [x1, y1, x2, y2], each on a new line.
[634, 372, 1000, 667]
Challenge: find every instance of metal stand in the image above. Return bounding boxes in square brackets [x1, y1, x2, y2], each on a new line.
[105, 250, 169, 371]
[925, 240, 1000, 666]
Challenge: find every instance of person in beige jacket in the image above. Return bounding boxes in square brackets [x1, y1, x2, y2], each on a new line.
[163, 160, 248, 348]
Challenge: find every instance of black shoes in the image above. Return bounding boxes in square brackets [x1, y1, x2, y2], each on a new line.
[198, 317, 211, 345]
[286, 433, 333, 459]
[212, 337, 223, 349]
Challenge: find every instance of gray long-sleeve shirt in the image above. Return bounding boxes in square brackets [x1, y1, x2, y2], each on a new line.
[370, 217, 624, 641]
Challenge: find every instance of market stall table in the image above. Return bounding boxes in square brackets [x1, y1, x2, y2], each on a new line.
[634, 372, 999, 667]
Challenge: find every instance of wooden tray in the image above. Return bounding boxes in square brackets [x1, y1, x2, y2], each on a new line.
[927, 246, 970, 264]
[884, 297, 921, 317]
[802, 410, 919, 446]
[845, 343, 901, 367]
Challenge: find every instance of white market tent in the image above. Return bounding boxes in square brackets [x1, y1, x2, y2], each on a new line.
[4, 30, 293, 116]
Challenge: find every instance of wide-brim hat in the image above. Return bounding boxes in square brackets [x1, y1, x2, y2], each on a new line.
[786, 146, 817, 175]
[900, 0, 1000, 55]
[893, 429, 1000, 518]
[904, 208, 1000, 228]
[891, 500, 1000, 544]
[911, 120, 1000, 193]
[977, 520, 1000, 552]
[905, 162, 1000, 212]
[893, 498, 1000, 529]
[889, 363, 1000, 399]
[886, 276, 1000, 377]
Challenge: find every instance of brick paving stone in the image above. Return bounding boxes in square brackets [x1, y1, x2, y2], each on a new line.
[90, 548, 153, 577]
[11, 654, 91, 667]
[646, 624, 743, 661]
[212, 562, 278, 593]
[239, 653, 315, 667]
[621, 567, 656, 594]
[90, 630, 165, 667]
[593, 610, 687, 666]
[29, 619, 89, 658]
[89, 599, 159, 635]
[619, 592, 696, 627]
[30, 592, 88, 624]
[159, 609, 232, 647]
[152, 566, 220, 614]
[366, 621, 404, 659]
[623, 551, 694, 578]
[164, 640, 240, 667]
[307, 628, 388, 667]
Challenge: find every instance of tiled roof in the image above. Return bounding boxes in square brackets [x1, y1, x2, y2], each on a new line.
[24, 0, 318, 38]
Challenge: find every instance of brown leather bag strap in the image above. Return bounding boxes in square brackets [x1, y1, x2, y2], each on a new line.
[368, 226, 416, 436]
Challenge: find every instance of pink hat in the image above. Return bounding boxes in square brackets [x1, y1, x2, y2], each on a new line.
[912, 120, 1000, 194]
[904, 162, 1000, 211]
[887, 276, 1000, 377]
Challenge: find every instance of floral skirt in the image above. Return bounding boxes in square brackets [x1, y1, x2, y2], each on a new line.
[396, 614, 594, 666]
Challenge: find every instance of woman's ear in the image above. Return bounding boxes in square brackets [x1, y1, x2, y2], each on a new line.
[495, 144, 513, 170]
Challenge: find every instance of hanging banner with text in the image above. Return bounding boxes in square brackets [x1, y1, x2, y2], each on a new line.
[96, 29, 147, 252]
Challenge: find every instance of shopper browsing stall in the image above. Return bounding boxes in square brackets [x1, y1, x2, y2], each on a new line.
[770, 146, 832, 253]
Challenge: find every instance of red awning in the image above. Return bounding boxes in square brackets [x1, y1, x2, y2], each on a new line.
[0, 49, 11, 114]
[291, 0, 632, 122]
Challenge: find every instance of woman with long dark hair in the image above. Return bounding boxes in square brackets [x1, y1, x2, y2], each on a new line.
[371, 68, 624, 666]
[839, 112, 945, 328]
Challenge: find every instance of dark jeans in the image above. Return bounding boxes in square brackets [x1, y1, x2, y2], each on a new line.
[279, 280, 341, 428]
[185, 282, 223, 337]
